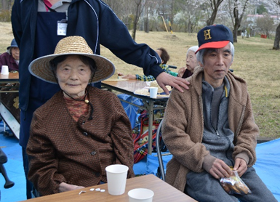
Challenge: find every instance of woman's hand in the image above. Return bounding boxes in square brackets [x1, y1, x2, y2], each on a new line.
[59, 182, 85, 193]
[177, 67, 187, 78]
[233, 158, 247, 177]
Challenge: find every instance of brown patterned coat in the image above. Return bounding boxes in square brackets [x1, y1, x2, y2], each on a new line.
[27, 87, 134, 195]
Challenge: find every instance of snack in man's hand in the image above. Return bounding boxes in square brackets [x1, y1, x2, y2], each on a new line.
[220, 170, 251, 195]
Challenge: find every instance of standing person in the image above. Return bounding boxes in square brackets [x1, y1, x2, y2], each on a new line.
[121, 47, 177, 81]
[11, 0, 188, 199]
[162, 24, 277, 202]
[0, 39, 19, 72]
[27, 36, 134, 196]
[177, 45, 199, 78]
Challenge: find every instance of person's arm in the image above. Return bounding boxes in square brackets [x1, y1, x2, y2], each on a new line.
[168, 71, 178, 77]
[161, 64, 178, 77]
[232, 92, 258, 169]
[122, 74, 137, 80]
[27, 112, 68, 195]
[98, 3, 189, 93]
[135, 74, 155, 81]
[110, 94, 135, 177]
[0, 53, 6, 69]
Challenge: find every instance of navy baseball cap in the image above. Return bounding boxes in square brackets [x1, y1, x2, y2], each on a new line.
[196, 24, 233, 53]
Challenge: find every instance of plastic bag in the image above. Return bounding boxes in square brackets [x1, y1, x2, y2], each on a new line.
[220, 170, 252, 195]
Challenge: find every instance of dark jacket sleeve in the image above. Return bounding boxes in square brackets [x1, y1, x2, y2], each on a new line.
[98, 2, 163, 78]
[0, 53, 8, 69]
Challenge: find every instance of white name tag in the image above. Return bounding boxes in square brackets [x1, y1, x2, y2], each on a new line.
[57, 22, 67, 36]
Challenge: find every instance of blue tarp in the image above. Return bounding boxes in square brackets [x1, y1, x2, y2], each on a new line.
[134, 138, 280, 201]
[117, 94, 143, 129]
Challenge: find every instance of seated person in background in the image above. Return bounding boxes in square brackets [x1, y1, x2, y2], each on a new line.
[177, 45, 199, 78]
[0, 39, 20, 123]
[120, 47, 177, 81]
[162, 24, 277, 202]
[0, 39, 20, 72]
[27, 36, 134, 196]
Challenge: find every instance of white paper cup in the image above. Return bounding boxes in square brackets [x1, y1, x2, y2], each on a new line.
[1, 65, 9, 75]
[149, 87, 158, 98]
[105, 164, 128, 195]
[128, 188, 154, 202]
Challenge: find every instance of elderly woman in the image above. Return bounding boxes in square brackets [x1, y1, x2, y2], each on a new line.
[27, 36, 134, 196]
[0, 39, 20, 72]
[177, 46, 199, 78]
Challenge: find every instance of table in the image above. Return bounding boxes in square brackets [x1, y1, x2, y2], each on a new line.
[101, 80, 169, 154]
[0, 72, 20, 138]
[22, 174, 197, 202]
[0, 72, 19, 93]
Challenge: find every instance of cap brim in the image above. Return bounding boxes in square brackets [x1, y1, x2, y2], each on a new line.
[195, 41, 230, 53]
[29, 53, 115, 84]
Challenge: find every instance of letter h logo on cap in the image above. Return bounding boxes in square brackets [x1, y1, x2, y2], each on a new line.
[204, 29, 212, 40]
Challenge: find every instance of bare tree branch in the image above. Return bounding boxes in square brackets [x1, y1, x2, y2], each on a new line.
[206, 0, 224, 25]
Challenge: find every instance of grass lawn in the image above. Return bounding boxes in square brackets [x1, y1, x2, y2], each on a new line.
[1, 22, 279, 140]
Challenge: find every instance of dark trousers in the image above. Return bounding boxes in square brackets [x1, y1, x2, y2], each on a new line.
[22, 147, 34, 199]
[185, 167, 277, 202]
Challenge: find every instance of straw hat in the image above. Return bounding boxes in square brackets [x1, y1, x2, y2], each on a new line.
[29, 36, 115, 84]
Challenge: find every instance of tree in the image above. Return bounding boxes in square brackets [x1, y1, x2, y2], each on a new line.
[273, 0, 280, 50]
[173, 0, 206, 32]
[256, 13, 274, 38]
[0, 0, 13, 10]
[228, 0, 250, 42]
[132, 0, 147, 40]
[256, 4, 267, 14]
[102, 0, 134, 20]
[206, 0, 224, 25]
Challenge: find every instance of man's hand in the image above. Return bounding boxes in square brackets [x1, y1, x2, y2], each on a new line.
[233, 158, 247, 177]
[156, 72, 189, 94]
[59, 182, 85, 193]
[209, 159, 233, 179]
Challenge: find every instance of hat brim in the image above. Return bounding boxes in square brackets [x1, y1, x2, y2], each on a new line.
[7, 45, 18, 50]
[29, 53, 115, 84]
[195, 41, 230, 53]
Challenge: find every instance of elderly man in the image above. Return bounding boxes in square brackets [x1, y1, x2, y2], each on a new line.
[162, 24, 277, 202]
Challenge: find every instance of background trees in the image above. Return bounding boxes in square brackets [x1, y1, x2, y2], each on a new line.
[256, 13, 275, 39]
[1, 0, 279, 46]
[228, 0, 250, 42]
[206, 0, 224, 25]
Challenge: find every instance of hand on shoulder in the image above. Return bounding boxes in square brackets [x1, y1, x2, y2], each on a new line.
[156, 72, 189, 94]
